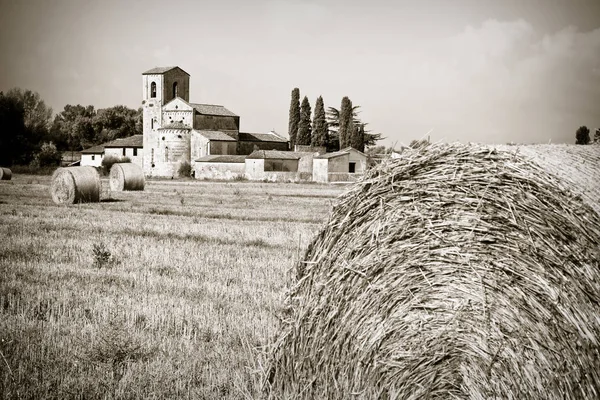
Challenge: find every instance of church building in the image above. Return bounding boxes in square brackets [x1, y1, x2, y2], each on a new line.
[142, 66, 288, 177]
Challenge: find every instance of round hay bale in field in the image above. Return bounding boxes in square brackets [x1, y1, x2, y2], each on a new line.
[109, 163, 145, 191]
[267, 142, 600, 400]
[0, 167, 12, 180]
[50, 166, 100, 204]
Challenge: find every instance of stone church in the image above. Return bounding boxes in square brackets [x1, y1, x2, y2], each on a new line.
[142, 66, 289, 177]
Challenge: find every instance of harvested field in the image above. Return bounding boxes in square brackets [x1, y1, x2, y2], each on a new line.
[267, 143, 600, 399]
[0, 175, 343, 399]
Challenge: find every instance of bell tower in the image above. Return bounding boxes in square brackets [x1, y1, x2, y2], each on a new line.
[141, 66, 190, 175]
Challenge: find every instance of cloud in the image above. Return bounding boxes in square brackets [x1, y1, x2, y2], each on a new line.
[396, 20, 600, 143]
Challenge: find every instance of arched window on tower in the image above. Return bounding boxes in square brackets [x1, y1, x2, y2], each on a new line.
[173, 82, 178, 98]
[150, 82, 156, 98]
[151, 119, 154, 129]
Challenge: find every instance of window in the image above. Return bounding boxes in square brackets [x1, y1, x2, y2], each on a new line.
[91, 155, 95, 161]
[151, 119, 154, 129]
[173, 82, 178, 98]
[133, 148, 137, 156]
[122, 148, 126, 156]
[349, 162, 356, 173]
[151, 148, 154, 163]
[165, 147, 169, 162]
[150, 82, 156, 98]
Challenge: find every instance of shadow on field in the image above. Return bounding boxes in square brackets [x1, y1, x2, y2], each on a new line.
[100, 198, 125, 203]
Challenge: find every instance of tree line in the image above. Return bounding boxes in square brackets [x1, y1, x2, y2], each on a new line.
[575, 126, 600, 145]
[0, 88, 142, 166]
[287, 88, 383, 153]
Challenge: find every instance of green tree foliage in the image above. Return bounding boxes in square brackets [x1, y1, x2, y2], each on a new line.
[0, 89, 52, 165]
[32, 142, 62, 167]
[311, 96, 328, 147]
[288, 88, 300, 149]
[576, 126, 590, 145]
[297, 96, 312, 146]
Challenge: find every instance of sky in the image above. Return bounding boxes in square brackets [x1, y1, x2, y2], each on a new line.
[1, 0, 599, 147]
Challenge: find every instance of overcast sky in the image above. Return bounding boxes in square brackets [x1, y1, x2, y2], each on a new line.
[1, 0, 599, 146]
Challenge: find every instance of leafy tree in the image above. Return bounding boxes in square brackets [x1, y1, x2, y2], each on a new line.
[594, 128, 600, 144]
[288, 88, 300, 149]
[0, 89, 53, 165]
[297, 96, 312, 146]
[0, 92, 27, 165]
[337, 97, 353, 149]
[327, 103, 382, 151]
[311, 96, 328, 147]
[50, 105, 96, 151]
[32, 142, 62, 167]
[92, 105, 142, 144]
[349, 123, 365, 152]
[576, 126, 590, 145]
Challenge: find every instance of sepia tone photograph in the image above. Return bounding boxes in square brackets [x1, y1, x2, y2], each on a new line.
[0, 0, 599, 398]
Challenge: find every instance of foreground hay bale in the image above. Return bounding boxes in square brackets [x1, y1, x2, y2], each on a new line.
[0, 167, 12, 180]
[267, 142, 600, 399]
[109, 163, 145, 191]
[50, 166, 100, 204]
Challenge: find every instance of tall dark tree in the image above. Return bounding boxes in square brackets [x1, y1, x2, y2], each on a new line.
[311, 96, 328, 147]
[576, 126, 590, 145]
[297, 96, 312, 146]
[50, 104, 96, 152]
[337, 97, 353, 149]
[288, 88, 300, 149]
[327, 103, 382, 151]
[349, 123, 366, 152]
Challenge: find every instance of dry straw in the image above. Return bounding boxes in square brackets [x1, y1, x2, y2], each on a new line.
[0, 167, 12, 180]
[266, 142, 600, 399]
[109, 163, 145, 191]
[50, 166, 100, 204]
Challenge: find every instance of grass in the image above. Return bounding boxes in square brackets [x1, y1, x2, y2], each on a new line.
[0, 174, 345, 399]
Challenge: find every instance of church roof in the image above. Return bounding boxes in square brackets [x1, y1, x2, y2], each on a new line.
[81, 144, 105, 154]
[196, 155, 247, 163]
[103, 134, 144, 148]
[246, 150, 301, 160]
[142, 66, 190, 75]
[239, 132, 288, 143]
[191, 103, 238, 117]
[195, 130, 237, 141]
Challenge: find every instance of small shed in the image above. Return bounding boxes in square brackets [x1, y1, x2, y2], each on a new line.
[103, 134, 144, 167]
[313, 147, 368, 183]
[194, 155, 246, 180]
[191, 130, 237, 160]
[80, 145, 105, 167]
[245, 150, 302, 181]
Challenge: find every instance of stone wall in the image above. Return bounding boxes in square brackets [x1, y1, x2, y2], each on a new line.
[194, 162, 245, 180]
[237, 141, 289, 155]
[194, 115, 239, 131]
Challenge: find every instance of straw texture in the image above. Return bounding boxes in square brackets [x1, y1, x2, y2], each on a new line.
[109, 163, 145, 191]
[0, 167, 12, 180]
[50, 166, 100, 204]
[267, 142, 600, 400]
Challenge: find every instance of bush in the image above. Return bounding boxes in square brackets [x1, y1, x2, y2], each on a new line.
[101, 154, 130, 175]
[178, 161, 192, 178]
[32, 142, 62, 167]
[576, 126, 590, 145]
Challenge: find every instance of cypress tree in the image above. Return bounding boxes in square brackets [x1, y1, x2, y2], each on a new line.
[311, 96, 328, 148]
[350, 123, 365, 152]
[297, 96, 312, 146]
[338, 97, 353, 149]
[288, 88, 300, 149]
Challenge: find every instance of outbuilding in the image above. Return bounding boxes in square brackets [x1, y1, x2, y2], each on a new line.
[313, 147, 368, 183]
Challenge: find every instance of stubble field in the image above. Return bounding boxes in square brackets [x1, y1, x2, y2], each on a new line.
[0, 175, 345, 399]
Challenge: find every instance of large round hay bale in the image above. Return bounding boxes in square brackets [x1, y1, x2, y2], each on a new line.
[267, 142, 600, 399]
[0, 167, 12, 180]
[50, 166, 100, 204]
[109, 163, 145, 191]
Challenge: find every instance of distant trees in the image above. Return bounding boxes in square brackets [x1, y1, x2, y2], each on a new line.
[326, 101, 382, 152]
[0, 89, 53, 165]
[576, 126, 590, 145]
[311, 96, 328, 148]
[288, 88, 300, 149]
[32, 142, 62, 167]
[297, 96, 312, 146]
